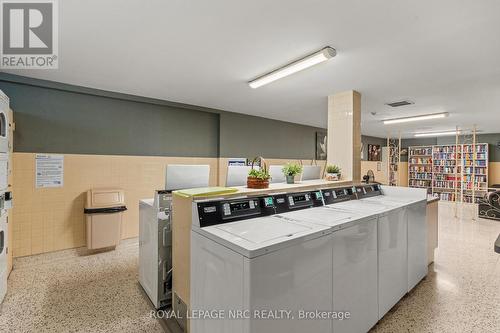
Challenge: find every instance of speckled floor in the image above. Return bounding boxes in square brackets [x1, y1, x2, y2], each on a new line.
[370, 202, 500, 333]
[0, 239, 164, 333]
[1, 202, 499, 333]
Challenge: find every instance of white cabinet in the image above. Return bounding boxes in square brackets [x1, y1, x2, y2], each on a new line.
[332, 218, 378, 333]
[407, 201, 428, 291]
[377, 208, 408, 319]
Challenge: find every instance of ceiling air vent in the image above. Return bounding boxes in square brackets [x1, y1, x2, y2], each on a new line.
[385, 100, 414, 107]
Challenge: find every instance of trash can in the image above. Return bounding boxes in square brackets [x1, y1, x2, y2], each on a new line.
[84, 188, 127, 250]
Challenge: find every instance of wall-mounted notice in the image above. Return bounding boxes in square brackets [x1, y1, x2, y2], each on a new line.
[35, 154, 64, 188]
[228, 158, 247, 166]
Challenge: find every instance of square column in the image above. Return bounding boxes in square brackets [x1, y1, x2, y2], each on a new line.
[327, 90, 361, 182]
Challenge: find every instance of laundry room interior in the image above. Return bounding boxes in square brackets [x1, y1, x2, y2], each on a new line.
[0, 1, 499, 333]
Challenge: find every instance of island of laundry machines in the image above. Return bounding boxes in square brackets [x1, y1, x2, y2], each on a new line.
[141, 183, 428, 333]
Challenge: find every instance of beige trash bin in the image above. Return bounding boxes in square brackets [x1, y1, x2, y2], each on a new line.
[84, 188, 127, 250]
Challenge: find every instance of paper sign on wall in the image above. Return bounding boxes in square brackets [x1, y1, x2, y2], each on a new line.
[35, 154, 64, 188]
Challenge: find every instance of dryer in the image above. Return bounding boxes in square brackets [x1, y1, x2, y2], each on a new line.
[191, 193, 333, 333]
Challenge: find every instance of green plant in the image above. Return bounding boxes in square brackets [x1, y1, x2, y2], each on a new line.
[282, 163, 303, 177]
[248, 168, 271, 180]
[326, 165, 341, 174]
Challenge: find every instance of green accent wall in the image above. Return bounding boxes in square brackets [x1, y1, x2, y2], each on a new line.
[219, 112, 325, 159]
[0, 73, 325, 159]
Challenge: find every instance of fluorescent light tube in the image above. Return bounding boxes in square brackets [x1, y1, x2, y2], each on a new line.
[414, 130, 459, 137]
[383, 112, 448, 125]
[248, 47, 336, 88]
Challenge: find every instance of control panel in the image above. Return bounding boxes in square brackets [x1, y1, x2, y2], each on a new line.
[196, 187, 361, 227]
[197, 198, 262, 227]
[354, 184, 382, 199]
[322, 186, 356, 205]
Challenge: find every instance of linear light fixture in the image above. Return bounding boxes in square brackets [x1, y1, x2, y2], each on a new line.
[248, 47, 336, 89]
[383, 112, 449, 125]
[414, 130, 459, 137]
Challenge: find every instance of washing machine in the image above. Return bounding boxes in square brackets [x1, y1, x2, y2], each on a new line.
[191, 192, 333, 333]
[0, 211, 7, 303]
[359, 186, 428, 292]
[324, 186, 408, 320]
[278, 191, 379, 333]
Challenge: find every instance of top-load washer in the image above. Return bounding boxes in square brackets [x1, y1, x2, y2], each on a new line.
[278, 189, 380, 333]
[324, 185, 409, 320]
[359, 185, 428, 292]
[191, 192, 333, 333]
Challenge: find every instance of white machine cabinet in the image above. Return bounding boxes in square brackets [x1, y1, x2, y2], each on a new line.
[407, 200, 428, 291]
[377, 208, 408, 319]
[332, 217, 378, 333]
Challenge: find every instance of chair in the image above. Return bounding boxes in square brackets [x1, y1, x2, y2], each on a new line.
[226, 165, 252, 187]
[165, 165, 210, 191]
[269, 165, 285, 183]
[301, 165, 322, 181]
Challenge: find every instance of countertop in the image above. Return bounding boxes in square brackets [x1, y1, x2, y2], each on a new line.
[427, 197, 440, 204]
[176, 179, 353, 201]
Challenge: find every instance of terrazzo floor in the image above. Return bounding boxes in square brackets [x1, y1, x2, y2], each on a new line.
[0, 239, 164, 333]
[0, 201, 499, 333]
[370, 202, 500, 333]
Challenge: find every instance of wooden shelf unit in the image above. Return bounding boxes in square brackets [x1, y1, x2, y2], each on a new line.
[431, 143, 488, 203]
[408, 145, 433, 193]
[408, 143, 489, 202]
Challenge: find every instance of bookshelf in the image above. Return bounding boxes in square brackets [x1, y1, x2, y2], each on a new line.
[408, 146, 433, 193]
[408, 143, 489, 203]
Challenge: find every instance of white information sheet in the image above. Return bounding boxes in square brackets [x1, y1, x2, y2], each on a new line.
[35, 154, 64, 188]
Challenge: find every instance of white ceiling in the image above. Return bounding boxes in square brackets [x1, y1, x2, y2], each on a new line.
[5, 0, 500, 138]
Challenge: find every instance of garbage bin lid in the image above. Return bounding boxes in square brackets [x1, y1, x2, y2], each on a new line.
[85, 188, 125, 209]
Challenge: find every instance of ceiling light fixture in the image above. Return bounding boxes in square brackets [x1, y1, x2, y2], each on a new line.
[383, 112, 449, 125]
[248, 47, 336, 89]
[414, 130, 460, 137]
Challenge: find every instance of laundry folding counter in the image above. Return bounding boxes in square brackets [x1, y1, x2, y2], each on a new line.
[170, 181, 427, 333]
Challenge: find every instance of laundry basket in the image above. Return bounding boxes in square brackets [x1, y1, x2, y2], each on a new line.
[84, 188, 127, 250]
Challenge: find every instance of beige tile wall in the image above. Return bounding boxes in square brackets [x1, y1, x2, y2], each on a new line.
[12, 154, 410, 258]
[12, 153, 218, 257]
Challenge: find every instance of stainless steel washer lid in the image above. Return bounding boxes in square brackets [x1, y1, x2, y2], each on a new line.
[196, 216, 330, 258]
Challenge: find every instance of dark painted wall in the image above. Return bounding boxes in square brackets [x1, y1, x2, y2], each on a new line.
[361, 135, 386, 161]
[220, 112, 325, 159]
[0, 73, 325, 159]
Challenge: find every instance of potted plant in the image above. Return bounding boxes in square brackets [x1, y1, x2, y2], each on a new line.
[247, 157, 271, 189]
[282, 163, 303, 184]
[326, 165, 341, 181]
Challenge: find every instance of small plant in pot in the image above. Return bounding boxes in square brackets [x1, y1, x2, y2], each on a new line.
[326, 165, 341, 181]
[282, 163, 303, 184]
[247, 157, 271, 189]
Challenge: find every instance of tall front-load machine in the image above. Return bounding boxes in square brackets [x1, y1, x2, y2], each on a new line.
[139, 191, 173, 309]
